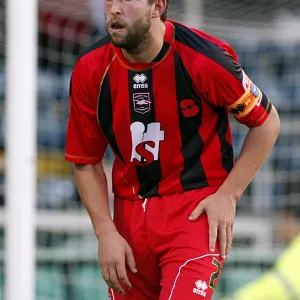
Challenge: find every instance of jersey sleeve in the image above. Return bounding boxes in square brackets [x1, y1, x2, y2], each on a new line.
[198, 48, 272, 127]
[65, 58, 108, 164]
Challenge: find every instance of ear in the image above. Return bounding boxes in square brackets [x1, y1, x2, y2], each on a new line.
[151, 0, 167, 19]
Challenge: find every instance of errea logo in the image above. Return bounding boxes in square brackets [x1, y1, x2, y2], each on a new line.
[193, 280, 208, 297]
[133, 73, 147, 83]
[133, 73, 148, 89]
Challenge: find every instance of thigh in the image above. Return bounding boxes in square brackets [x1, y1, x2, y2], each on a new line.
[159, 240, 224, 300]
[148, 188, 225, 300]
[110, 198, 161, 300]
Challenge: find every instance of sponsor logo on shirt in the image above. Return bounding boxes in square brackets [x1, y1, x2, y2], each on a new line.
[130, 122, 164, 166]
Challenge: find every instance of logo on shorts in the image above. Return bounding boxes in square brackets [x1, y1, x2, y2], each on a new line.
[193, 280, 208, 297]
[133, 93, 151, 114]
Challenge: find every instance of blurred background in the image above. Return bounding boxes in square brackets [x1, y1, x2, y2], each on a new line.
[0, 0, 299, 299]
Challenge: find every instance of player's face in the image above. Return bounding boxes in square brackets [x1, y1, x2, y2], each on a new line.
[104, 0, 153, 52]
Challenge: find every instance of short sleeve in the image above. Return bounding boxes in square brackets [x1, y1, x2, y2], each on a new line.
[65, 58, 108, 164]
[198, 48, 273, 128]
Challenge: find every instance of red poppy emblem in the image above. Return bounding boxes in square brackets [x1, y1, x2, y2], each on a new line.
[180, 99, 199, 117]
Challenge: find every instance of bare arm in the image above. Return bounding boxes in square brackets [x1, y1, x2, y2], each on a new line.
[74, 162, 137, 295]
[66, 53, 135, 295]
[74, 162, 116, 238]
[190, 107, 280, 258]
[190, 46, 281, 259]
[218, 106, 281, 201]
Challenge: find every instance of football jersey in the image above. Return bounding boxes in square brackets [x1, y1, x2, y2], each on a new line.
[65, 20, 272, 200]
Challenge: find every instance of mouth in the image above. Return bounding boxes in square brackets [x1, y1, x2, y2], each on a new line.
[110, 22, 125, 32]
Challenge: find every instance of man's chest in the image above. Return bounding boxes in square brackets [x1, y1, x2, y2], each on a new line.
[97, 57, 207, 164]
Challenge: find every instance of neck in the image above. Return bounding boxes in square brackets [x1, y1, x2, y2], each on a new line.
[121, 22, 166, 64]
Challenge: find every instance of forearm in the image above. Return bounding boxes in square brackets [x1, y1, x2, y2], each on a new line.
[74, 162, 116, 238]
[219, 107, 280, 201]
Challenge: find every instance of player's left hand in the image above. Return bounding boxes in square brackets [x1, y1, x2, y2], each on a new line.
[188, 192, 237, 259]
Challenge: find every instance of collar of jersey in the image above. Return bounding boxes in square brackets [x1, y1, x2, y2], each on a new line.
[112, 21, 175, 71]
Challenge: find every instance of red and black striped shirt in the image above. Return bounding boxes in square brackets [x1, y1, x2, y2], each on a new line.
[65, 20, 272, 200]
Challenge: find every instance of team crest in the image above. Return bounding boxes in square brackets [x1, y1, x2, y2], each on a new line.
[133, 93, 151, 114]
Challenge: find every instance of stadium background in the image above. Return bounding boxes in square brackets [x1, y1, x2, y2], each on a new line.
[0, 0, 300, 299]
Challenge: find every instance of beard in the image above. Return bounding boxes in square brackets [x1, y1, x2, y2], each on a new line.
[106, 14, 152, 53]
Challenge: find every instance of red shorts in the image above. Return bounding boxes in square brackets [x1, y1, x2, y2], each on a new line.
[108, 186, 225, 300]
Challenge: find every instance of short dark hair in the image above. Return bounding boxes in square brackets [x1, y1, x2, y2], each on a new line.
[149, 0, 169, 22]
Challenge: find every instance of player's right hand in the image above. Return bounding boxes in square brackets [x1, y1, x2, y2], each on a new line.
[97, 230, 138, 295]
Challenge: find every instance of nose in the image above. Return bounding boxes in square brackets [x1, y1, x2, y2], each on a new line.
[110, 0, 122, 16]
